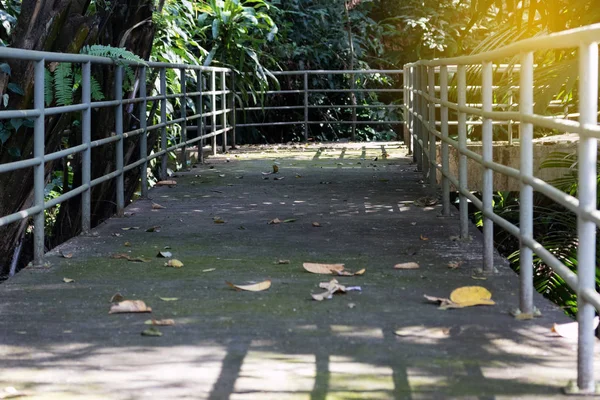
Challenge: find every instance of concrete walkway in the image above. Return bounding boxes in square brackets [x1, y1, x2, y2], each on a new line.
[0, 143, 597, 399]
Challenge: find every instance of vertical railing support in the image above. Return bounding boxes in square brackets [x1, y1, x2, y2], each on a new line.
[575, 41, 599, 395]
[404, 66, 412, 155]
[32, 60, 45, 265]
[440, 65, 450, 216]
[420, 65, 429, 180]
[211, 70, 217, 156]
[427, 66, 436, 186]
[457, 65, 469, 239]
[221, 70, 227, 153]
[139, 66, 148, 198]
[197, 71, 204, 164]
[481, 61, 494, 273]
[81, 62, 92, 233]
[304, 72, 309, 141]
[230, 71, 236, 149]
[414, 66, 422, 171]
[115, 65, 124, 217]
[350, 72, 357, 141]
[519, 52, 534, 316]
[180, 68, 188, 168]
[160, 68, 168, 180]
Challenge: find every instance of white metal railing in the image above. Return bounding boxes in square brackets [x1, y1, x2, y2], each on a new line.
[404, 23, 600, 394]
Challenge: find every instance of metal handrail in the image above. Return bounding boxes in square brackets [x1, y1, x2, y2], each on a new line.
[404, 23, 600, 394]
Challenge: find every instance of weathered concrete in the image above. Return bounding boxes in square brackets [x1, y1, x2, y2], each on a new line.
[0, 142, 597, 399]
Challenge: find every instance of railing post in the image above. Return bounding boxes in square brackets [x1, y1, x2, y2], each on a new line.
[576, 40, 598, 395]
[221, 70, 227, 153]
[481, 61, 494, 273]
[404, 66, 412, 155]
[32, 60, 45, 265]
[160, 67, 168, 180]
[304, 72, 309, 140]
[81, 62, 92, 233]
[197, 71, 204, 164]
[414, 66, 422, 171]
[180, 68, 188, 168]
[440, 65, 450, 216]
[518, 51, 534, 316]
[427, 66, 436, 186]
[139, 66, 148, 198]
[211, 70, 217, 156]
[350, 71, 356, 141]
[115, 65, 124, 217]
[507, 70, 514, 145]
[457, 65, 469, 239]
[420, 65, 429, 180]
[230, 71, 236, 149]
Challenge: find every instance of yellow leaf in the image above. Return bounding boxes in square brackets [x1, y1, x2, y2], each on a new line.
[303, 262, 345, 274]
[354, 268, 366, 276]
[449, 286, 495, 307]
[420, 234, 429, 241]
[213, 217, 226, 224]
[226, 280, 271, 292]
[394, 262, 420, 270]
[165, 259, 184, 268]
[109, 300, 152, 314]
[63, 277, 75, 283]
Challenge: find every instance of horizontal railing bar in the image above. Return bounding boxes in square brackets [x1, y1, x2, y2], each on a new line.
[0, 157, 41, 173]
[90, 169, 120, 188]
[269, 69, 404, 75]
[44, 144, 87, 162]
[0, 205, 43, 227]
[44, 185, 88, 209]
[123, 158, 146, 173]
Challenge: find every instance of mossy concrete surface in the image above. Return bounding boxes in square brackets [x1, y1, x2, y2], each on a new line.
[0, 142, 597, 399]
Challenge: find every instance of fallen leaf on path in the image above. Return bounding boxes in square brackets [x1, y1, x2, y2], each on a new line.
[447, 261, 462, 270]
[303, 262, 345, 274]
[141, 327, 163, 337]
[218, 174, 225, 178]
[146, 226, 161, 232]
[128, 256, 152, 263]
[394, 262, 420, 270]
[152, 203, 166, 210]
[63, 277, 75, 283]
[450, 286, 495, 307]
[124, 242, 131, 247]
[226, 280, 271, 292]
[110, 293, 125, 303]
[121, 227, 140, 231]
[283, 218, 297, 223]
[471, 275, 487, 281]
[420, 234, 429, 241]
[295, 174, 302, 178]
[109, 300, 152, 314]
[111, 253, 132, 260]
[157, 251, 172, 258]
[354, 268, 366, 276]
[312, 222, 321, 227]
[145, 319, 175, 326]
[336, 268, 365, 276]
[274, 177, 285, 181]
[60, 251, 73, 259]
[394, 326, 450, 339]
[159, 297, 178, 302]
[272, 165, 279, 173]
[155, 180, 177, 186]
[268, 218, 281, 225]
[203, 268, 216, 272]
[274, 260, 290, 265]
[414, 196, 438, 207]
[261, 171, 272, 176]
[552, 317, 600, 339]
[312, 278, 347, 301]
[165, 259, 183, 268]
[423, 294, 462, 309]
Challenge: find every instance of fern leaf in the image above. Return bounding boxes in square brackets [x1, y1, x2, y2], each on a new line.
[54, 63, 73, 106]
[90, 77, 104, 101]
[44, 68, 54, 106]
[80, 45, 148, 66]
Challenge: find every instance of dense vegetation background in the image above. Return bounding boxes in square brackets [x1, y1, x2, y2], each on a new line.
[0, 0, 599, 315]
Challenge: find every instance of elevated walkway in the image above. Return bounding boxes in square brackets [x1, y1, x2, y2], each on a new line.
[0, 144, 593, 399]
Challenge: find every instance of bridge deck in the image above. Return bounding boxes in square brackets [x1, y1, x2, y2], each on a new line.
[0, 143, 595, 399]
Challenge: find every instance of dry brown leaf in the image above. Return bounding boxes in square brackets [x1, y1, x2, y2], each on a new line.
[165, 259, 183, 268]
[272, 165, 279, 173]
[420, 234, 429, 241]
[268, 218, 281, 225]
[311, 291, 334, 301]
[313, 279, 346, 301]
[213, 217, 226, 224]
[124, 242, 131, 247]
[60, 251, 73, 259]
[145, 319, 175, 326]
[156, 180, 177, 186]
[226, 280, 271, 292]
[354, 268, 366, 276]
[111, 253, 132, 260]
[552, 317, 599, 339]
[109, 300, 152, 314]
[303, 262, 345, 274]
[152, 202, 166, 210]
[110, 293, 125, 303]
[312, 222, 321, 227]
[449, 286, 495, 307]
[63, 277, 75, 283]
[423, 294, 463, 309]
[447, 261, 462, 270]
[394, 262, 420, 270]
